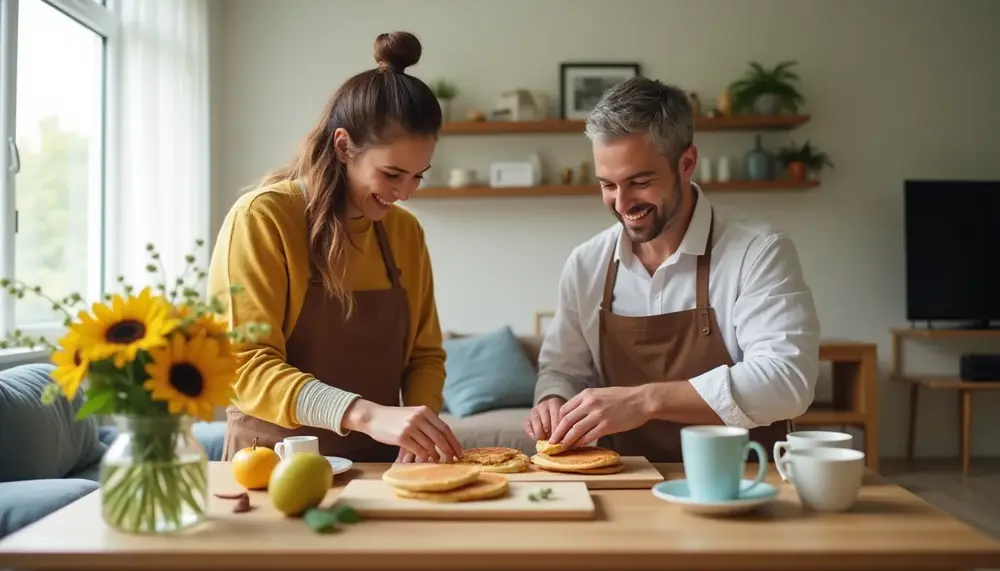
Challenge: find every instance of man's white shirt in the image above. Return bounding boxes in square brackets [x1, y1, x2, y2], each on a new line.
[534, 185, 821, 429]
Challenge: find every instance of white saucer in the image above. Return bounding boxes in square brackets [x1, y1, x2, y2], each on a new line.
[325, 456, 353, 475]
[651, 478, 778, 516]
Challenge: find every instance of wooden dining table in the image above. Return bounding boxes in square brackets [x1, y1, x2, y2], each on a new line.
[1, 461, 998, 571]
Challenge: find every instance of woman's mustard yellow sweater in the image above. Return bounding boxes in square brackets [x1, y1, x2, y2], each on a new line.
[208, 180, 445, 431]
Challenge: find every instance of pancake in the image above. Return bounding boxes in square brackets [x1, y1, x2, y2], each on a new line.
[457, 447, 530, 473]
[530, 446, 621, 471]
[535, 439, 566, 455]
[381, 463, 480, 492]
[393, 472, 509, 503]
[533, 461, 625, 475]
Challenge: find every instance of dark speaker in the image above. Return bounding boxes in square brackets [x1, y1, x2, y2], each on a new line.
[959, 354, 1000, 382]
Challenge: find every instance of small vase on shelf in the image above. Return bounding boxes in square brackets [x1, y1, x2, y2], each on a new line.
[743, 135, 774, 181]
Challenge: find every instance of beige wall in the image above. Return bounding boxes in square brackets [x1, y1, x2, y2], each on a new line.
[209, 0, 1000, 459]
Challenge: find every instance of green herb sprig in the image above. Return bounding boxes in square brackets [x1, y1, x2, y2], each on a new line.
[528, 487, 555, 502]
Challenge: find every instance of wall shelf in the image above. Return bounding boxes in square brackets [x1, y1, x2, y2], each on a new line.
[439, 114, 810, 135]
[414, 179, 820, 199]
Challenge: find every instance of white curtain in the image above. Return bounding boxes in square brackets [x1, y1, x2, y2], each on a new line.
[105, 0, 210, 296]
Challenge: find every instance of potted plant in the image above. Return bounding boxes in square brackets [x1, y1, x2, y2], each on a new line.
[776, 140, 834, 180]
[429, 79, 459, 122]
[729, 60, 804, 115]
[1, 240, 268, 534]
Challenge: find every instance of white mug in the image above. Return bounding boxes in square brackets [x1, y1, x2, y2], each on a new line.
[274, 435, 319, 460]
[774, 430, 852, 481]
[777, 447, 866, 512]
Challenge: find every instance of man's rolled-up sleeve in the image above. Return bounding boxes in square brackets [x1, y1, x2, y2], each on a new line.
[688, 233, 821, 428]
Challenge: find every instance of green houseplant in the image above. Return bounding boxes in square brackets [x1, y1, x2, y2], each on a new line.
[429, 79, 459, 121]
[729, 60, 804, 115]
[776, 140, 834, 180]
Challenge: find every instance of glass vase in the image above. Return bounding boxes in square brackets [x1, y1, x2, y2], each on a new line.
[99, 415, 208, 534]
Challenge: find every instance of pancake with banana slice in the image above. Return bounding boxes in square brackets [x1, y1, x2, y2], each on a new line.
[535, 439, 567, 455]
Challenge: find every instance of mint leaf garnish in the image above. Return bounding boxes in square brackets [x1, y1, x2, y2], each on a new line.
[303, 507, 339, 533]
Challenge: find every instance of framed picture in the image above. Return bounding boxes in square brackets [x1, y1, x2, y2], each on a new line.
[560, 62, 642, 119]
[534, 311, 555, 337]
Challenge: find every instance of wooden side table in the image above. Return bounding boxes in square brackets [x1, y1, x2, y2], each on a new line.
[891, 327, 1000, 477]
[795, 341, 879, 472]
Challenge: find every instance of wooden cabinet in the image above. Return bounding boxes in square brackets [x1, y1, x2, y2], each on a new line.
[891, 327, 1000, 477]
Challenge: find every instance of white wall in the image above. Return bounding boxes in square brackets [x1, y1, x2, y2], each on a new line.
[211, 0, 1000, 460]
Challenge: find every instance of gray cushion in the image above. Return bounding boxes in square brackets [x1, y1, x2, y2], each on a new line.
[0, 478, 98, 538]
[442, 408, 536, 455]
[0, 364, 106, 482]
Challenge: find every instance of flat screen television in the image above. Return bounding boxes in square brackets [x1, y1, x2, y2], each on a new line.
[904, 179, 1000, 329]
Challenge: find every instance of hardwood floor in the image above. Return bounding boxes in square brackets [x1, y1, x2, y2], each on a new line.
[881, 458, 1000, 570]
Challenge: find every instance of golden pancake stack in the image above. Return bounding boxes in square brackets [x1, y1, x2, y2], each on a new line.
[531, 440, 625, 474]
[381, 463, 509, 502]
[455, 446, 531, 473]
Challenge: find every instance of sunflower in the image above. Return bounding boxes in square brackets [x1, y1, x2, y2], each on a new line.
[50, 330, 88, 400]
[175, 304, 229, 341]
[143, 333, 236, 421]
[73, 288, 179, 368]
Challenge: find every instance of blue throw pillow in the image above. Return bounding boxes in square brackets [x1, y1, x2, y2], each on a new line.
[442, 326, 537, 417]
[0, 363, 107, 482]
[0, 479, 99, 538]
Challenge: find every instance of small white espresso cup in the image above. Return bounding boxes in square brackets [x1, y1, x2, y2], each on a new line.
[777, 447, 866, 512]
[774, 430, 853, 481]
[274, 435, 319, 460]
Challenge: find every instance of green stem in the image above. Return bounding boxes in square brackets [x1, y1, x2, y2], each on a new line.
[100, 417, 207, 534]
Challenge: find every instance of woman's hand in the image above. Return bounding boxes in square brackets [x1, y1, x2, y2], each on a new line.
[344, 400, 464, 462]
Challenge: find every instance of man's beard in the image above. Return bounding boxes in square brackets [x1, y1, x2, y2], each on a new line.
[614, 176, 684, 244]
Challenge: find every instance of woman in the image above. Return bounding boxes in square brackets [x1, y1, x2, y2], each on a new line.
[209, 31, 463, 464]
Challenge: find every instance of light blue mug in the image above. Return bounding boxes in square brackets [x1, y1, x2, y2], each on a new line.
[680, 426, 768, 502]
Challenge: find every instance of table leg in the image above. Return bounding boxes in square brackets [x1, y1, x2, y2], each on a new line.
[960, 390, 972, 478]
[864, 422, 879, 472]
[907, 383, 919, 461]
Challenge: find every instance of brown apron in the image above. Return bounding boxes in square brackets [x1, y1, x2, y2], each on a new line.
[223, 221, 407, 462]
[598, 210, 791, 463]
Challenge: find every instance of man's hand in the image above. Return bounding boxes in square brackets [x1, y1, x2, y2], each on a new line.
[524, 396, 566, 440]
[548, 386, 649, 449]
[396, 449, 419, 463]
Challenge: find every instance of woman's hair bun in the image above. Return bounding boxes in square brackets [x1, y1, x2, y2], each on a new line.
[373, 31, 422, 73]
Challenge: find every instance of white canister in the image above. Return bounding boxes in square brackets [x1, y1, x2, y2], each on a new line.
[448, 168, 475, 188]
[699, 157, 713, 183]
[717, 157, 731, 182]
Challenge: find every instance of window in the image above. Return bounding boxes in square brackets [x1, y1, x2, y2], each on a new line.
[0, 0, 114, 345]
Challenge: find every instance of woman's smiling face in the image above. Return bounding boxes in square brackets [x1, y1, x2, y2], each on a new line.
[338, 127, 436, 221]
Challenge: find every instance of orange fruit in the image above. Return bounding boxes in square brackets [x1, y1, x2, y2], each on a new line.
[231, 437, 281, 490]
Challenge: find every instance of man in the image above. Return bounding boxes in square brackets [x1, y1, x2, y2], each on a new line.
[525, 77, 821, 462]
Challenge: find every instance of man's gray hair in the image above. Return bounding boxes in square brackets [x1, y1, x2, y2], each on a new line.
[584, 77, 694, 165]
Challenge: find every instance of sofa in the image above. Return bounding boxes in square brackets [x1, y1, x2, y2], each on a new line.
[0, 327, 537, 539]
[438, 327, 543, 455]
[0, 363, 226, 540]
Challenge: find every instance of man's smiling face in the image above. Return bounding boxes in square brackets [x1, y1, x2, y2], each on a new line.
[594, 132, 696, 244]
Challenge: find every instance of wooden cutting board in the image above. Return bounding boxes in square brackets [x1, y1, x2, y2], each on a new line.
[502, 456, 664, 489]
[336, 479, 595, 520]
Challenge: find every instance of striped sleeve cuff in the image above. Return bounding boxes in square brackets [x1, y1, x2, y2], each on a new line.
[294, 379, 362, 436]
